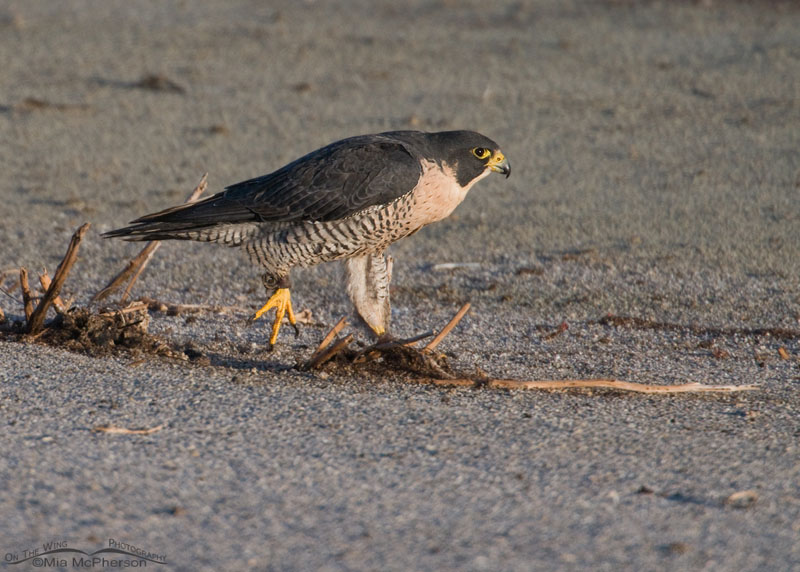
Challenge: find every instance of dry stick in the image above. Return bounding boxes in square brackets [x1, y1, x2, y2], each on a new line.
[300, 317, 347, 370]
[39, 271, 68, 313]
[93, 423, 165, 435]
[27, 223, 90, 334]
[417, 378, 759, 393]
[312, 317, 348, 356]
[92, 173, 208, 303]
[118, 243, 160, 304]
[308, 304, 465, 368]
[370, 331, 435, 351]
[424, 302, 471, 352]
[92, 234, 158, 303]
[350, 331, 435, 365]
[399, 331, 435, 346]
[19, 267, 34, 320]
[306, 333, 354, 369]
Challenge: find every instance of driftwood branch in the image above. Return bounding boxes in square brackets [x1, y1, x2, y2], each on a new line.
[27, 223, 90, 334]
[92, 173, 208, 303]
[414, 378, 759, 393]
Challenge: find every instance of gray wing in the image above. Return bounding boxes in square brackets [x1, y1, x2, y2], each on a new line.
[105, 135, 421, 238]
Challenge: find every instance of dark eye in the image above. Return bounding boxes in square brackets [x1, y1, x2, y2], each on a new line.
[472, 147, 491, 160]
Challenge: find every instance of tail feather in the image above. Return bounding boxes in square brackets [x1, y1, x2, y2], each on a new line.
[103, 220, 259, 247]
[104, 192, 261, 244]
[104, 222, 197, 241]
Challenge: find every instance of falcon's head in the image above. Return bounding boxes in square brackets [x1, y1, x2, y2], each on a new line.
[428, 130, 511, 187]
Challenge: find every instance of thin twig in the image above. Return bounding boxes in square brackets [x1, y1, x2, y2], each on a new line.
[19, 267, 34, 320]
[351, 331, 435, 364]
[373, 331, 434, 351]
[402, 331, 435, 346]
[27, 223, 90, 334]
[39, 270, 68, 313]
[313, 317, 348, 355]
[305, 333, 354, 369]
[119, 242, 160, 304]
[0, 267, 21, 292]
[92, 242, 159, 303]
[424, 302, 471, 352]
[92, 173, 208, 303]
[93, 423, 165, 435]
[415, 378, 759, 393]
[0, 269, 21, 310]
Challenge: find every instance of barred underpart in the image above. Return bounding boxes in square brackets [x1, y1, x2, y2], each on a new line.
[244, 194, 418, 282]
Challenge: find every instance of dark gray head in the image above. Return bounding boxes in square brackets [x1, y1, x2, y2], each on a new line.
[385, 130, 510, 187]
[425, 130, 510, 186]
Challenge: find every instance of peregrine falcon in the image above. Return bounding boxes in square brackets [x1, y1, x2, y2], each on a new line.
[105, 130, 510, 348]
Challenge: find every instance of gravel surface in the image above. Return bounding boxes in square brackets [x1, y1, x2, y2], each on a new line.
[1, 1, 798, 570]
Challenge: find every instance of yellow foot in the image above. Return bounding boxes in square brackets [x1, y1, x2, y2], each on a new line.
[252, 287, 299, 349]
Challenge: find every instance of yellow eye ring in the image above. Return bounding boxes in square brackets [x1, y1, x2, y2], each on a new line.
[472, 147, 491, 160]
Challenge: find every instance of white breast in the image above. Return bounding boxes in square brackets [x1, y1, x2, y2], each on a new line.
[406, 160, 489, 227]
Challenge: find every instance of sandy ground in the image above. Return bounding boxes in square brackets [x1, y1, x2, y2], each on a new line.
[1, 1, 799, 570]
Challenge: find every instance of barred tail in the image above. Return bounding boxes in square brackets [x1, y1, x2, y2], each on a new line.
[103, 222, 258, 247]
[103, 188, 264, 245]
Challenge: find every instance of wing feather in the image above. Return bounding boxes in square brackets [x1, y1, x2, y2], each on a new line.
[105, 135, 422, 239]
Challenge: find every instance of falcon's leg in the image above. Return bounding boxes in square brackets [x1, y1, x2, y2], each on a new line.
[345, 252, 392, 339]
[253, 274, 299, 350]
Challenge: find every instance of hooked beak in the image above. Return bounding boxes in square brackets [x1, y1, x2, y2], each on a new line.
[487, 151, 510, 178]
